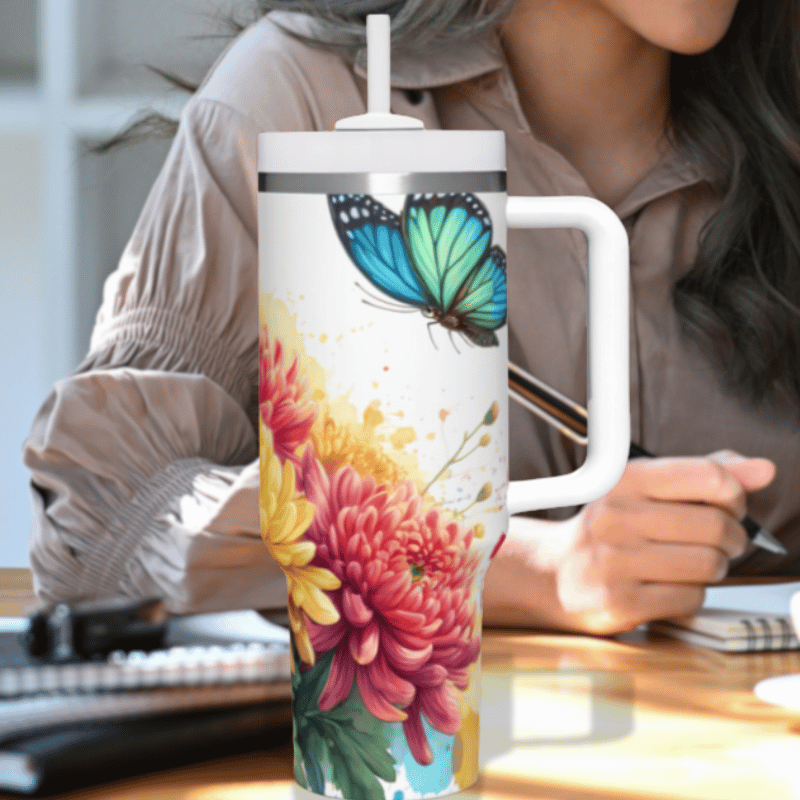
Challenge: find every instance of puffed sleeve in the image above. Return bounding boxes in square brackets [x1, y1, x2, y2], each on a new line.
[23, 97, 288, 614]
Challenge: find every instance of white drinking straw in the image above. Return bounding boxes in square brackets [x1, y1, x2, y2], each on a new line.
[367, 15, 391, 115]
[336, 14, 422, 129]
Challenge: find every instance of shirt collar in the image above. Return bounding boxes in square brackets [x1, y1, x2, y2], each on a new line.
[269, 11, 706, 214]
[613, 146, 704, 220]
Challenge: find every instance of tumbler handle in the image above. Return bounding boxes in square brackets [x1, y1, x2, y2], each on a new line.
[506, 196, 630, 514]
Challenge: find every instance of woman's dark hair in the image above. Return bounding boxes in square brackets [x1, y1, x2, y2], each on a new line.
[253, 0, 516, 52]
[93, 1, 515, 149]
[670, 0, 800, 406]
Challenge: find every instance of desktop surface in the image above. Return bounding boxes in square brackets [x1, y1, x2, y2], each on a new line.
[3, 569, 800, 800]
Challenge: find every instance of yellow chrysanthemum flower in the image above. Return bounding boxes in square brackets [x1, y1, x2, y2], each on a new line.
[260, 421, 341, 666]
[310, 413, 405, 485]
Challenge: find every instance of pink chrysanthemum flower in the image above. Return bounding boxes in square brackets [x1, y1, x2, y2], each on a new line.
[259, 326, 317, 466]
[298, 450, 480, 766]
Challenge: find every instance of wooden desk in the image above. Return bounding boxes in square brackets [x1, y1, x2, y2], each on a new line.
[3, 569, 800, 800]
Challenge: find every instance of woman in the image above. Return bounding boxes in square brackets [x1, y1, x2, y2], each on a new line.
[23, 0, 800, 634]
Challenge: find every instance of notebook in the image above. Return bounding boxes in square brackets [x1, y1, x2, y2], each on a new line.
[648, 580, 800, 652]
[0, 610, 292, 735]
[0, 700, 293, 795]
[0, 609, 294, 794]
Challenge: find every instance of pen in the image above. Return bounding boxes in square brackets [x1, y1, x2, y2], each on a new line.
[507, 361, 786, 556]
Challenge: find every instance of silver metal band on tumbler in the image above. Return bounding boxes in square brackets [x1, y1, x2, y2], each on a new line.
[258, 171, 507, 194]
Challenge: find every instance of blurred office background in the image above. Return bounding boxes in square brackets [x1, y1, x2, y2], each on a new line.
[0, 0, 245, 567]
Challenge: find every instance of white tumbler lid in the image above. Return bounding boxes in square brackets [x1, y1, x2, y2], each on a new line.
[258, 130, 504, 175]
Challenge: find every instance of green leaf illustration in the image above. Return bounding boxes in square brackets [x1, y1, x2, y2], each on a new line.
[304, 726, 328, 795]
[324, 736, 357, 799]
[293, 641, 335, 720]
[291, 639, 398, 800]
[317, 680, 397, 800]
[336, 726, 396, 782]
[293, 741, 308, 790]
[290, 637, 302, 691]
[292, 637, 335, 791]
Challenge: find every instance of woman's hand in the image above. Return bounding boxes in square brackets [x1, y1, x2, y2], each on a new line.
[483, 451, 777, 635]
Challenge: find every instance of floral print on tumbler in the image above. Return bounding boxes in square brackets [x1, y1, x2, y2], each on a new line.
[258, 189, 510, 800]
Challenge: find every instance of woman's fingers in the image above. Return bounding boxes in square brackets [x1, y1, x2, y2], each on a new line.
[707, 450, 777, 492]
[607, 540, 732, 584]
[618, 453, 776, 520]
[621, 457, 747, 517]
[582, 494, 747, 557]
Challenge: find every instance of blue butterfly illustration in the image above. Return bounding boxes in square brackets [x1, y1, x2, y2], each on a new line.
[327, 192, 507, 348]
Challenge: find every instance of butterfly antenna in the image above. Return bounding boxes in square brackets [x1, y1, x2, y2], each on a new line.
[361, 298, 417, 313]
[355, 281, 412, 311]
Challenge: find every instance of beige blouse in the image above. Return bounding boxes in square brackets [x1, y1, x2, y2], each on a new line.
[23, 13, 800, 614]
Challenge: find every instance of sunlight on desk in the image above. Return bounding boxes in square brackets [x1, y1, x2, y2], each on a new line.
[128, 653, 800, 800]
[186, 785, 294, 800]
[475, 631, 800, 800]
[507, 672, 594, 740]
[4, 572, 800, 800]
[482, 695, 799, 800]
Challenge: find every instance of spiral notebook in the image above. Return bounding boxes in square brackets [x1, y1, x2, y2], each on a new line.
[648, 580, 800, 652]
[0, 609, 294, 793]
[0, 610, 292, 738]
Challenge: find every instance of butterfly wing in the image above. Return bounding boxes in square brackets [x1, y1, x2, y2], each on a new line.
[451, 245, 507, 330]
[327, 194, 429, 306]
[401, 193, 493, 312]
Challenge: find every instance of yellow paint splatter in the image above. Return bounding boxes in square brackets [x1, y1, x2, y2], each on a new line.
[262, 290, 430, 491]
[319, 333, 328, 343]
[371, 381, 379, 389]
[363, 400, 384, 429]
[453, 657, 481, 789]
[426, 432, 436, 440]
[258, 291, 327, 404]
[389, 427, 417, 450]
